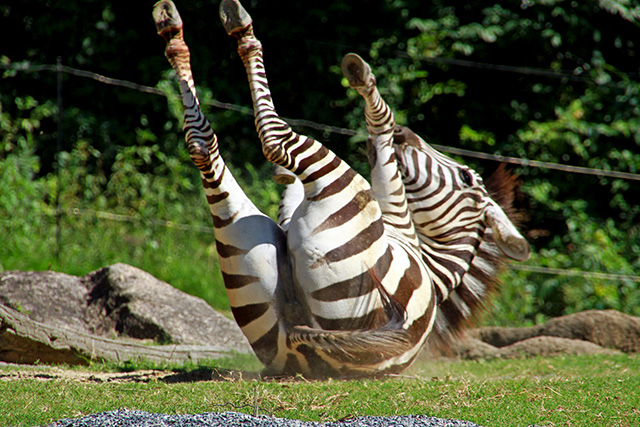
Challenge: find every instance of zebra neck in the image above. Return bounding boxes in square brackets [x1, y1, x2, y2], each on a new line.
[430, 228, 506, 343]
[418, 228, 487, 303]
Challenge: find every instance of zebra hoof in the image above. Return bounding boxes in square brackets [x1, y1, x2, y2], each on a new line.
[341, 53, 374, 89]
[188, 141, 210, 164]
[220, 0, 253, 36]
[153, 0, 183, 37]
[272, 164, 296, 185]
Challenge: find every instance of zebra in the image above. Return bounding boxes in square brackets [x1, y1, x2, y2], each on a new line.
[221, 0, 440, 376]
[340, 53, 530, 343]
[152, 0, 529, 377]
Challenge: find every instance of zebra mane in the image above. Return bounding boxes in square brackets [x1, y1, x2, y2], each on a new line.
[429, 163, 525, 352]
[485, 163, 524, 224]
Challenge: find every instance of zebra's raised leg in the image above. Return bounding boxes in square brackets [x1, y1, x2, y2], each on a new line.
[153, 0, 297, 373]
[220, 0, 429, 375]
[341, 53, 419, 249]
[221, 0, 389, 325]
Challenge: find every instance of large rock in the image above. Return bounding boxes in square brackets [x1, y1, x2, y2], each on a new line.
[426, 309, 639, 360]
[0, 269, 90, 334]
[445, 335, 621, 360]
[473, 310, 640, 354]
[0, 264, 251, 364]
[0, 304, 247, 365]
[85, 263, 247, 347]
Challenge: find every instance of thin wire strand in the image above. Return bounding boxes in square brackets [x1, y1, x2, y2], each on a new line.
[511, 264, 640, 283]
[432, 145, 640, 181]
[68, 207, 215, 234]
[5, 62, 639, 284]
[4, 61, 640, 181]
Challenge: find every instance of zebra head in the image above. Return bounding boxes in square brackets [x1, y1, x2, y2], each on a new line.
[392, 125, 530, 262]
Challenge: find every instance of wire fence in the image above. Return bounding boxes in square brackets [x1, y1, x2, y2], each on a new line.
[7, 61, 640, 182]
[2, 60, 640, 284]
[66, 206, 640, 283]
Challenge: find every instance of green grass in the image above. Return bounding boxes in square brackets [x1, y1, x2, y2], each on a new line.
[2, 354, 639, 427]
[0, 213, 232, 314]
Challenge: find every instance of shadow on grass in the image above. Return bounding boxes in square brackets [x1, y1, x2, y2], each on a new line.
[160, 367, 262, 383]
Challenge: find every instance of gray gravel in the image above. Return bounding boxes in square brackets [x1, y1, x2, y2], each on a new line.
[48, 409, 486, 427]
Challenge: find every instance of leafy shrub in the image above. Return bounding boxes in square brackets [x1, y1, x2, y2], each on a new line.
[2, 0, 640, 327]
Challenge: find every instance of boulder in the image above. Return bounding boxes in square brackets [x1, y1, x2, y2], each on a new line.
[426, 309, 638, 360]
[473, 310, 640, 354]
[0, 304, 246, 365]
[0, 264, 251, 364]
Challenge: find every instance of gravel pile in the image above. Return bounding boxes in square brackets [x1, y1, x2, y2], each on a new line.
[48, 409, 486, 427]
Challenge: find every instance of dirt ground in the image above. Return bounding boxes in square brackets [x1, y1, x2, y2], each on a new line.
[0, 362, 259, 383]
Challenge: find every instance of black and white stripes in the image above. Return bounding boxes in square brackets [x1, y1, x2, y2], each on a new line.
[152, 0, 529, 378]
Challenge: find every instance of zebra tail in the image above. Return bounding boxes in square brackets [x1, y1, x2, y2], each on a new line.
[289, 267, 416, 368]
[288, 322, 414, 366]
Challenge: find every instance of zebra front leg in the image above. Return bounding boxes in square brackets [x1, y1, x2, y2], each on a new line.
[341, 53, 418, 249]
[153, 0, 297, 373]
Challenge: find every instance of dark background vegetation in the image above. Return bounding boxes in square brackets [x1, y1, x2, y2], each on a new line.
[1, 0, 639, 326]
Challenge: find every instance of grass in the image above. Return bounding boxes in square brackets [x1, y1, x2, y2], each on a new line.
[2, 161, 639, 427]
[0, 213, 232, 314]
[2, 354, 639, 427]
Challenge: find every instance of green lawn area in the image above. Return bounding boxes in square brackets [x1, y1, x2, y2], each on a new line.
[2, 353, 638, 427]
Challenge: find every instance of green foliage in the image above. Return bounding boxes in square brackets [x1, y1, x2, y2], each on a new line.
[1, 0, 639, 326]
[0, 97, 55, 270]
[0, 92, 229, 310]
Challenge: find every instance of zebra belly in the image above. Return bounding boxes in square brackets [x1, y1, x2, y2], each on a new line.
[285, 199, 390, 330]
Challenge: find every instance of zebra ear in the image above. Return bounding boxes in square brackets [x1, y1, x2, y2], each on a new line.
[485, 204, 531, 262]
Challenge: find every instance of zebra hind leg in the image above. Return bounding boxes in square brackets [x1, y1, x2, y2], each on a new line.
[220, 0, 253, 36]
[154, 0, 300, 375]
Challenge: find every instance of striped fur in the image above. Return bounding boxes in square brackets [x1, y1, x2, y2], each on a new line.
[153, 0, 528, 378]
[343, 54, 530, 347]
[341, 54, 420, 252]
[392, 127, 530, 344]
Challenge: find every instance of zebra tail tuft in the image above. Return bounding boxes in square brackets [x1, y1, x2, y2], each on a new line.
[288, 266, 416, 368]
[288, 322, 414, 366]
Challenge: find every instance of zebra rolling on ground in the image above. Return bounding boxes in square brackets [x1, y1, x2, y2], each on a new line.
[152, 0, 530, 377]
